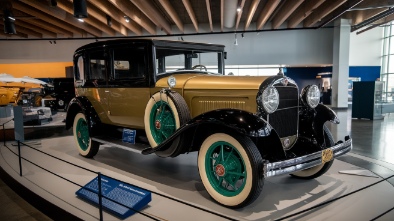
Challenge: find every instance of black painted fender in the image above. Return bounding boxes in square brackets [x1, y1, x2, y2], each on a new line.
[143, 109, 276, 155]
[65, 96, 102, 137]
[299, 104, 339, 147]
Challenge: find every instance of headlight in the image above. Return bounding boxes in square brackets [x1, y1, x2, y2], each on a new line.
[302, 85, 320, 108]
[261, 86, 279, 114]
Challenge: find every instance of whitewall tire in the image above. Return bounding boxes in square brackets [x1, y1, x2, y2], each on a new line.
[198, 133, 263, 208]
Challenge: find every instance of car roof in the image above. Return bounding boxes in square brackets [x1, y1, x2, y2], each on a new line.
[75, 39, 225, 53]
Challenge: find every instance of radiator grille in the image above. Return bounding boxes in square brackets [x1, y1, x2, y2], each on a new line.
[199, 101, 245, 113]
[269, 86, 299, 137]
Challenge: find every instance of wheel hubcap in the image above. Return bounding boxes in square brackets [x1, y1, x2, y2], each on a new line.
[149, 101, 176, 144]
[215, 164, 226, 177]
[205, 141, 246, 197]
[76, 118, 89, 151]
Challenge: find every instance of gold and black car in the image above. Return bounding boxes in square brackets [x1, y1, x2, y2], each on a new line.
[66, 39, 352, 208]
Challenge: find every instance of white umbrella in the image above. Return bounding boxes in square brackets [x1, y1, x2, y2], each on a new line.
[20, 76, 47, 85]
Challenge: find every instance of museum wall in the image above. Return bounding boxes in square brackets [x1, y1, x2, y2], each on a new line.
[0, 25, 334, 66]
[0, 23, 382, 80]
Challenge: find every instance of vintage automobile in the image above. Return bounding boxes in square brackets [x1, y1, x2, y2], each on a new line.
[66, 39, 352, 208]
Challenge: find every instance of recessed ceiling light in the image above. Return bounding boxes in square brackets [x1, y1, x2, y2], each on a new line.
[124, 16, 130, 23]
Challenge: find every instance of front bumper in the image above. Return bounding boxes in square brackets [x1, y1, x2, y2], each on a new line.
[264, 136, 352, 177]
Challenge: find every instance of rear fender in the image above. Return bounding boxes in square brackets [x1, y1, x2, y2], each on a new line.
[65, 96, 102, 137]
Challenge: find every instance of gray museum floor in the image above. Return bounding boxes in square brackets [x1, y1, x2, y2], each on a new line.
[1, 107, 394, 220]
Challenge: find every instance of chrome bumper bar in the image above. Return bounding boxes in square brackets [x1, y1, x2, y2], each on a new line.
[264, 136, 352, 177]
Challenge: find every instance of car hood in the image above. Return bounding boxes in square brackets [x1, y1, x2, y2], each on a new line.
[156, 73, 271, 90]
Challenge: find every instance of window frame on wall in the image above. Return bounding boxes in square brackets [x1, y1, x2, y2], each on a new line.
[381, 21, 394, 102]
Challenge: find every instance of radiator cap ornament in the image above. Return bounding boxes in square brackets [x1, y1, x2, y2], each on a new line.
[282, 77, 289, 86]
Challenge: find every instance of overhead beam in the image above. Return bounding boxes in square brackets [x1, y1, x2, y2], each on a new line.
[303, 0, 347, 27]
[23, 18, 73, 38]
[351, 0, 394, 10]
[12, 1, 80, 36]
[108, 0, 156, 35]
[182, 0, 198, 32]
[206, 0, 213, 32]
[235, 0, 246, 31]
[129, 0, 172, 34]
[288, 0, 326, 28]
[19, 0, 102, 37]
[158, 0, 184, 33]
[272, 0, 304, 29]
[15, 20, 57, 37]
[352, 8, 386, 25]
[317, 0, 364, 28]
[356, 13, 394, 34]
[87, 0, 142, 35]
[244, 0, 261, 30]
[352, 7, 394, 31]
[256, 0, 281, 30]
[56, 0, 116, 36]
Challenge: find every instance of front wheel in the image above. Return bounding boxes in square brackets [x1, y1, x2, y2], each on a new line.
[73, 113, 99, 158]
[198, 133, 264, 208]
[290, 125, 335, 179]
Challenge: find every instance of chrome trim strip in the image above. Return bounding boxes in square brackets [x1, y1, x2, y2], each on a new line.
[265, 137, 352, 177]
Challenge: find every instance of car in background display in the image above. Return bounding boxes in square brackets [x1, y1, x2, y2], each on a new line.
[66, 39, 352, 208]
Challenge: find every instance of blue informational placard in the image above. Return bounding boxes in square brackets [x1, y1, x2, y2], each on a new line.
[122, 129, 136, 144]
[76, 175, 151, 219]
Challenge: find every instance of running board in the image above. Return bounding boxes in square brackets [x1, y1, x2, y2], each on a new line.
[92, 136, 150, 154]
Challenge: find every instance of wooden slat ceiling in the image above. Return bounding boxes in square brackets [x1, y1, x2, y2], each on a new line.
[0, 0, 394, 39]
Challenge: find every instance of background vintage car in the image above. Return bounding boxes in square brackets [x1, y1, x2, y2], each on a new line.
[66, 39, 351, 208]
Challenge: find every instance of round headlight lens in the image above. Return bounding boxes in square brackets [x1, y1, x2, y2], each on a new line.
[262, 86, 279, 114]
[306, 85, 320, 108]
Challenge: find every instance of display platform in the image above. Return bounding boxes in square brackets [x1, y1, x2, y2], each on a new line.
[1, 136, 394, 220]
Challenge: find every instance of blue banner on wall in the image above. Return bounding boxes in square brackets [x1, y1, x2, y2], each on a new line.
[76, 175, 151, 219]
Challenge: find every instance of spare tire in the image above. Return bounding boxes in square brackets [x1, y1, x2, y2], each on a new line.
[144, 90, 190, 149]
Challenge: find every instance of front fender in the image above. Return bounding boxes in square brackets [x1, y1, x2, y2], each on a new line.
[65, 96, 102, 137]
[142, 109, 274, 155]
[190, 109, 273, 137]
[299, 104, 339, 146]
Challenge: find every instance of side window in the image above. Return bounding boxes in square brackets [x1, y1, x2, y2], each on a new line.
[110, 45, 147, 87]
[88, 50, 107, 87]
[74, 54, 85, 87]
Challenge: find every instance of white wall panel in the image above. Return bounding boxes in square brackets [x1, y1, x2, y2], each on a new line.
[349, 27, 383, 66]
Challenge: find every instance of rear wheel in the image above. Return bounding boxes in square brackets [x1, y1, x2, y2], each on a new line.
[291, 125, 334, 179]
[73, 113, 99, 158]
[198, 133, 264, 208]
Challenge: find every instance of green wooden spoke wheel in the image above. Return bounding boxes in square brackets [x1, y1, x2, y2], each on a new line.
[73, 113, 99, 158]
[198, 133, 264, 208]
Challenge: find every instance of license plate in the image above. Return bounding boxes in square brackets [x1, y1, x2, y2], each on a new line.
[322, 149, 333, 163]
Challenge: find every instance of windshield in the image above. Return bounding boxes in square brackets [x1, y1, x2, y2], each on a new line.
[155, 47, 223, 75]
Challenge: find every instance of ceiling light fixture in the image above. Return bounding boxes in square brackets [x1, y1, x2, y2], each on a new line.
[49, 0, 57, 7]
[107, 15, 112, 27]
[237, 7, 241, 12]
[73, 0, 88, 18]
[3, 9, 16, 34]
[124, 16, 130, 23]
[78, 18, 84, 22]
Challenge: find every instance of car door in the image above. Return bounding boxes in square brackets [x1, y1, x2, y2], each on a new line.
[106, 43, 151, 129]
